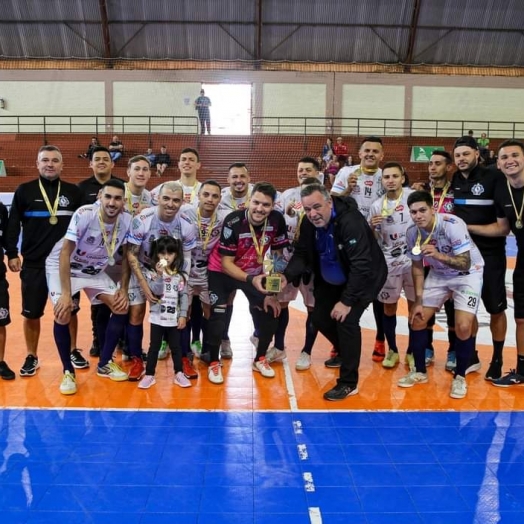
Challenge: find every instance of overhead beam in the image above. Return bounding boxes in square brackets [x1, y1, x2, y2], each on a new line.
[98, 0, 112, 59]
[405, 0, 422, 65]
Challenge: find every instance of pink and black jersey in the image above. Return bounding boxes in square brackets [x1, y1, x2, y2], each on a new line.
[208, 209, 288, 276]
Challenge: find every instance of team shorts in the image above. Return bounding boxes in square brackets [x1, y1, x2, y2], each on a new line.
[278, 279, 315, 308]
[208, 270, 265, 309]
[127, 273, 147, 306]
[47, 271, 119, 307]
[0, 278, 11, 327]
[378, 270, 415, 304]
[187, 281, 211, 305]
[422, 270, 483, 315]
[480, 252, 507, 314]
[21, 266, 49, 319]
[513, 266, 524, 319]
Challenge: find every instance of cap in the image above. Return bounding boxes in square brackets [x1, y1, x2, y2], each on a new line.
[453, 135, 478, 150]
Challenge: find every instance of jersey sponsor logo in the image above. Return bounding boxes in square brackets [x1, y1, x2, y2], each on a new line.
[76, 249, 87, 256]
[452, 238, 462, 247]
[443, 216, 457, 223]
[389, 233, 400, 241]
[86, 236, 95, 245]
[471, 183, 485, 196]
[395, 204, 404, 211]
[364, 180, 373, 187]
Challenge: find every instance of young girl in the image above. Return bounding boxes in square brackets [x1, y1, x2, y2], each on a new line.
[138, 236, 190, 389]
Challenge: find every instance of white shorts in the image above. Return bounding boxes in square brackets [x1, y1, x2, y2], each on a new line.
[378, 270, 415, 304]
[47, 271, 119, 306]
[128, 273, 146, 306]
[423, 270, 483, 314]
[278, 279, 315, 308]
[187, 281, 211, 305]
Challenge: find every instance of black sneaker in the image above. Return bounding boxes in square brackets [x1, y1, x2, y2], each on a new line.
[492, 369, 524, 388]
[89, 341, 100, 357]
[323, 384, 358, 401]
[324, 356, 342, 368]
[0, 361, 15, 380]
[20, 355, 39, 377]
[485, 360, 502, 381]
[70, 349, 90, 369]
[465, 350, 481, 375]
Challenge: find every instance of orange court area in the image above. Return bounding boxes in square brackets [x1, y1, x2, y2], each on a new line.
[1, 270, 522, 414]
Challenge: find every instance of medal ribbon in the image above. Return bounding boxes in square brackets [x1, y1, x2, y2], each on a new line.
[507, 180, 524, 227]
[248, 215, 268, 263]
[97, 209, 120, 261]
[39, 179, 61, 221]
[197, 208, 217, 252]
[381, 189, 403, 217]
[431, 182, 450, 213]
[125, 183, 148, 215]
[231, 189, 250, 210]
[414, 215, 438, 253]
[184, 182, 199, 204]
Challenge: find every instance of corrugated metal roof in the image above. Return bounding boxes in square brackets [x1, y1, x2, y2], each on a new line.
[0, 0, 523, 66]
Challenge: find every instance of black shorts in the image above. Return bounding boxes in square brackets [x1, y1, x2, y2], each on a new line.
[21, 266, 48, 319]
[513, 266, 524, 319]
[208, 271, 265, 309]
[0, 278, 11, 327]
[481, 252, 507, 315]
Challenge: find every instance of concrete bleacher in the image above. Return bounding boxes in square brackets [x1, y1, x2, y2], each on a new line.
[0, 133, 500, 192]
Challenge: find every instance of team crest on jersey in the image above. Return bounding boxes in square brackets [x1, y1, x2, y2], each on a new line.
[58, 196, 70, 207]
[0, 308, 8, 320]
[380, 291, 390, 300]
[223, 227, 232, 239]
[209, 292, 218, 305]
[443, 202, 454, 213]
[86, 236, 95, 245]
[471, 183, 484, 196]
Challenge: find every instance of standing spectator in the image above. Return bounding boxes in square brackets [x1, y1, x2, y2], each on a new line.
[322, 138, 334, 162]
[109, 135, 124, 162]
[155, 145, 171, 177]
[194, 89, 212, 135]
[78, 137, 100, 160]
[144, 148, 156, 166]
[478, 133, 490, 160]
[333, 137, 349, 164]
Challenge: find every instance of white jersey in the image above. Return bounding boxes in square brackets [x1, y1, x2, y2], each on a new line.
[143, 267, 189, 327]
[369, 189, 413, 276]
[218, 184, 254, 213]
[181, 205, 227, 286]
[331, 165, 384, 218]
[46, 204, 132, 277]
[150, 181, 202, 206]
[275, 186, 301, 215]
[124, 184, 152, 217]
[127, 206, 197, 271]
[406, 213, 484, 277]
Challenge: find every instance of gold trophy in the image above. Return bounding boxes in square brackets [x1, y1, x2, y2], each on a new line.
[263, 256, 282, 293]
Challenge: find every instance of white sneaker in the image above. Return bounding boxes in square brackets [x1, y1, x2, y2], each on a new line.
[397, 371, 428, 388]
[138, 375, 156, 389]
[59, 371, 77, 395]
[450, 375, 467, 399]
[253, 357, 275, 378]
[295, 352, 311, 371]
[220, 340, 233, 359]
[97, 360, 128, 382]
[266, 346, 287, 363]
[208, 362, 224, 384]
[174, 371, 192, 388]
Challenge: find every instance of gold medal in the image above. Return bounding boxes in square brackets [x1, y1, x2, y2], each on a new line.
[257, 255, 263, 264]
[507, 181, 524, 232]
[411, 246, 422, 255]
[98, 210, 120, 266]
[39, 178, 61, 227]
[516, 220, 523, 230]
[413, 216, 437, 257]
[49, 216, 58, 225]
[248, 213, 268, 267]
[108, 256, 115, 266]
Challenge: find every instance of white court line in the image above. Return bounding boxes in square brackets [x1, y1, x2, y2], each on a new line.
[282, 356, 299, 412]
[309, 507, 323, 524]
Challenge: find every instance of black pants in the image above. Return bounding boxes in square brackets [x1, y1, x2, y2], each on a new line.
[312, 282, 368, 388]
[198, 110, 210, 134]
[146, 323, 182, 376]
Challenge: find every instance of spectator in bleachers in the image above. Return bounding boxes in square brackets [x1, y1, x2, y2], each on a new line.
[321, 137, 334, 162]
[144, 148, 156, 166]
[155, 146, 171, 177]
[109, 135, 124, 162]
[478, 132, 490, 160]
[78, 136, 99, 160]
[333, 136, 349, 164]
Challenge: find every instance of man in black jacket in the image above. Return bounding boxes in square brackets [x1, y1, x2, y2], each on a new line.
[282, 184, 387, 400]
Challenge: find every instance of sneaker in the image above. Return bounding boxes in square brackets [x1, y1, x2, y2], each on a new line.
[138, 375, 156, 389]
[59, 371, 77, 395]
[266, 346, 287, 363]
[0, 361, 15, 380]
[323, 383, 358, 401]
[425, 348, 435, 367]
[382, 350, 400, 369]
[190, 340, 202, 356]
[182, 357, 198, 379]
[220, 340, 233, 359]
[465, 350, 481, 375]
[20, 355, 39, 377]
[249, 335, 259, 349]
[253, 357, 275, 378]
[128, 356, 145, 382]
[450, 375, 467, 399]
[97, 360, 128, 381]
[371, 340, 386, 362]
[397, 371, 429, 388]
[70, 349, 90, 369]
[89, 341, 100, 357]
[324, 353, 342, 368]
[295, 352, 311, 371]
[158, 340, 169, 360]
[492, 369, 524, 388]
[174, 371, 192, 388]
[208, 361, 224, 384]
[485, 360, 502, 381]
[404, 353, 415, 371]
[445, 351, 457, 372]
